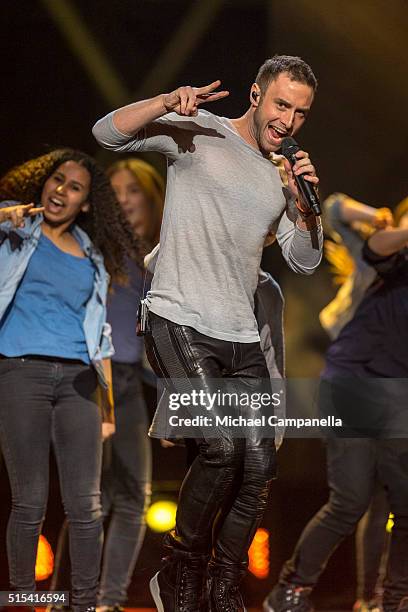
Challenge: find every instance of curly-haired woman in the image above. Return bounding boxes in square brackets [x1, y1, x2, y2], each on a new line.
[0, 149, 140, 612]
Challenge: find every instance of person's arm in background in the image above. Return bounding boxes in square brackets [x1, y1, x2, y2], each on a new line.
[144, 243, 160, 273]
[319, 195, 393, 340]
[338, 196, 392, 227]
[362, 224, 408, 279]
[367, 226, 408, 257]
[324, 193, 393, 259]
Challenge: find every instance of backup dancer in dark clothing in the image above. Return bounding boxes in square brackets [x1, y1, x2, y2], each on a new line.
[264, 202, 408, 612]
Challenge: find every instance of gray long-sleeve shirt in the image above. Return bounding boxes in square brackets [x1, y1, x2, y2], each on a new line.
[93, 109, 322, 342]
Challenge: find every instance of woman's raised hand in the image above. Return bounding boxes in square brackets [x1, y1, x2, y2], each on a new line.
[0, 203, 44, 227]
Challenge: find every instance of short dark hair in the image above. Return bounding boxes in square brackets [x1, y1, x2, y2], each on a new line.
[256, 54, 318, 95]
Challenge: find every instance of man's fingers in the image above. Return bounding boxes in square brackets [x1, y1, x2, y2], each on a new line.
[169, 81, 228, 115]
[179, 89, 189, 115]
[292, 153, 317, 179]
[178, 86, 198, 115]
[28, 206, 45, 216]
[196, 79, 222, 95]
[185, 88, 198, 115]
[196, 90, 229, 105]
[294, 164, 315, 176]
[195, 80, 229, 105]
[282, 158, 294, 178]
[303, 175, 319, 185]
[293, 151, 312, 165]
[293, 153, 312, 167]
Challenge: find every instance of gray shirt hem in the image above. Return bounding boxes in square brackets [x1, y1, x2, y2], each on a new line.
[148, 304, 260, 343]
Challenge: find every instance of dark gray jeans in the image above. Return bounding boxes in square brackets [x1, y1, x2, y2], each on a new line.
[0, 357, 103, 612]
[98, 361, 152, 606]
[41, 362, 152, 607]
[280, 379, 408, 612]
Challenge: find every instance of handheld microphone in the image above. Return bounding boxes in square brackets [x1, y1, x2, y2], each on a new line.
[281, 137, 321, 216]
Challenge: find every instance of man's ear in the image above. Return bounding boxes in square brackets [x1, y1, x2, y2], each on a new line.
[250, 83, 261, 107]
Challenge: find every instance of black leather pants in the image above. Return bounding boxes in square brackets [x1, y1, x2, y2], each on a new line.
[145, 312, 276, 566]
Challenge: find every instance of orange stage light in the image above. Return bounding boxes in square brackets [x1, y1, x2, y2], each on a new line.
[248, 528, 269, 579]
[35, 535, 54, 581]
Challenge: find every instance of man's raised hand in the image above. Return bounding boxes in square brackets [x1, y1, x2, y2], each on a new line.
[162, 80, 229, 116]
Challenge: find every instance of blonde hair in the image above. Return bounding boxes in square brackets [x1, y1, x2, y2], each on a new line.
[394, 196, 408, 226]
[107, 158, 165, 247]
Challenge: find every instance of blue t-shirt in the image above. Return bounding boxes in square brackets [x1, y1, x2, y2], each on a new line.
[0, 233, 95, 362]
[107, 257, 150, 364]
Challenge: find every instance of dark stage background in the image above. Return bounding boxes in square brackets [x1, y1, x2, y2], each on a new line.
[1, 0, 407, 608]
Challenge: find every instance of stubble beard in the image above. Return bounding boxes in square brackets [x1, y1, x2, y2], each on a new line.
[252, 108, 272, 157]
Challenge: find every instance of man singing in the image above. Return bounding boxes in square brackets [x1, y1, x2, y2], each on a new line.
[93, 54, 323, 612]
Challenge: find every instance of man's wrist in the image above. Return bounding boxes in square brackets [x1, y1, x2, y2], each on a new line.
[161, 93, 170, 114]
[298, 207, 314, 220]
[296, 211, 321, 231]
[161, 93, 176, 115]
[295, 199, 314, 221]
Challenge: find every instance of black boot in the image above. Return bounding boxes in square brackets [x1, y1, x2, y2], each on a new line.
[150, 546, 208, 612]
[207, 559, 247, 612]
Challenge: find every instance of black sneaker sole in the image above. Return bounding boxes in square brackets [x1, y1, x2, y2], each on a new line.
[150, 572, 165, 612]
[262, 595, 313, 612]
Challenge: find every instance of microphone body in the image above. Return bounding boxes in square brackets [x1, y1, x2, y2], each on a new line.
[281, 137, 321, 216]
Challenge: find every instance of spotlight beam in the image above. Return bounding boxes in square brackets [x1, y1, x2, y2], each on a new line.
[39, 0, 130, 107]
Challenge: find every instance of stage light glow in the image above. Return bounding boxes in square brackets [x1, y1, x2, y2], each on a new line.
[35, 534, 54, 581]
[146, 500, 177, 532]
[249, 528, 269, 579]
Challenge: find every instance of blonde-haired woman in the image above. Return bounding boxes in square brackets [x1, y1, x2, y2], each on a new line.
[107, 158, 164, 249]
[97, 157, 164, 612]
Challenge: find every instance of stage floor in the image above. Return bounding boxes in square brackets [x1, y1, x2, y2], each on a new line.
[35, 608, 352, 611]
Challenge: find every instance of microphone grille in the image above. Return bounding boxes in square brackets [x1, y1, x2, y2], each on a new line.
[281, 137, 300, 159]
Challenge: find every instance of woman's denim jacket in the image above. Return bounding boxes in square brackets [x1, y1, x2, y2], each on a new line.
[0, 202, 114, 387]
